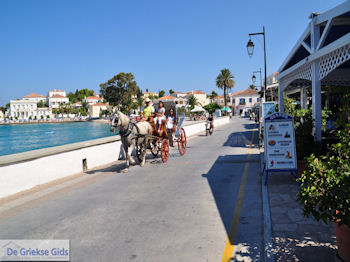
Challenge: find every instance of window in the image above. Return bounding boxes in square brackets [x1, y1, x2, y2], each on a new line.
[257, 98, 260, 102]
[232, 99, 235, 104]
[239, 98, 246, 105]
[249, 98, 252, 103]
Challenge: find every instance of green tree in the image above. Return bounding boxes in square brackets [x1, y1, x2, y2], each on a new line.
[6, 103, 10, 108]
[188, 95, 198, 109]
[37, 100, 47, 108]
[216, 69, 235, 111]
[0, 106, 6, 115]
[203, 103, 221, 113]
[158, 90, 165, 98]
[100, 72, 140, 110]
[169, 89, 175, 95]
[249, 84, 256, 90]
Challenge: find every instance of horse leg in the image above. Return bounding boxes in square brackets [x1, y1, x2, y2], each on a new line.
[122, 144, 129, 173]
[128, 142, 136, 165]
[141, 140, 147, 167]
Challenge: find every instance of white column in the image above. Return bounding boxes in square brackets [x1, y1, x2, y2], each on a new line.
[311, 17, 322, 142]
[311, 61, 322, 142]
[278, 83, 284, 112]
[300, 87, 307, 109]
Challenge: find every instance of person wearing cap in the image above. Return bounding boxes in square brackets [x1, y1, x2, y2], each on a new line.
[140, 98, 154, 121]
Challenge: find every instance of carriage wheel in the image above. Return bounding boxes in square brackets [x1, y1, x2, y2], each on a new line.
[178, 128, 187, 156]
[136, 141, 146, 163]
[151, 138, 159, 157]
[161, 139, 169, 163]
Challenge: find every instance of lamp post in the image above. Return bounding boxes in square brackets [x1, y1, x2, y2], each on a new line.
[252, 69, 262, 93]
[246, 26, 267, 102]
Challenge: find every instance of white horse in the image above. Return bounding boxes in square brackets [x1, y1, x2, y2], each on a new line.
[110, 111, 152, 172]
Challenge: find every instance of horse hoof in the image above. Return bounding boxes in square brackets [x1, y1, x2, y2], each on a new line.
[121, 168, 129, 173]
[140, 162, 145, 167]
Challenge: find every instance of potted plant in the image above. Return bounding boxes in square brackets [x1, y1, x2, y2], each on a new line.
[297, 125, 350, 261]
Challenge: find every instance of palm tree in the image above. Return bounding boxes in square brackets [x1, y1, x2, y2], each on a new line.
[188, 95, 198, 110]
[216, 69, 235, 111]
[249, 84, 256, 90]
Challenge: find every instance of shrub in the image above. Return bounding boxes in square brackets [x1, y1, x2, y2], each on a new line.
[297, 125, 350, 226]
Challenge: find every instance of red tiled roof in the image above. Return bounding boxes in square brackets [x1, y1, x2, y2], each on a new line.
[23, 93, 46, 98]
[173, 92, 185, 94]
[50, 94, 66, 98]
[50, 89, 65, 92]
[272, 72, 278, 76]
[91, 103, 109, 107]
[231, 89, 258, 96]
[187, 90, 206, 95]
[158, 95, 176, 100]
[86, 96, 103, 100]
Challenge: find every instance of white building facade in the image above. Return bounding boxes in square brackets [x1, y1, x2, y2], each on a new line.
[9, 100, 52, 119]
[231, 89, 260, 116]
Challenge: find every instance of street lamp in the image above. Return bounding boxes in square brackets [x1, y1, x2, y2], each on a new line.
[252, 74, 256, 83]
[252, 69, 262, 93]
[246, 39, 254, 58]
[246, 26, 267, 102]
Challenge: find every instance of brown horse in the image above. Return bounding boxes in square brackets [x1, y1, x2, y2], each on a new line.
[147, 116, 168, 139]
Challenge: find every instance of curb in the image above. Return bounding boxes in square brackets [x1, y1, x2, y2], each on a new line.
[260, 147, 274, 262]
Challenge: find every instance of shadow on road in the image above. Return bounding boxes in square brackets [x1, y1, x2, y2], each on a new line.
[243, 123, 257, 130]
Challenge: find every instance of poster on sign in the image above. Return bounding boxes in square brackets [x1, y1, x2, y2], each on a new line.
[264, 112, 297, 171]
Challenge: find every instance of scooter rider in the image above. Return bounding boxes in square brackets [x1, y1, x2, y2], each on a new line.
[207, 113, 214, 132]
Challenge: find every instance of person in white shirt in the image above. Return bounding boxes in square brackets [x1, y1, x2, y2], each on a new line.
[166, 108, 177, 147]
[155, 101, 166, 132]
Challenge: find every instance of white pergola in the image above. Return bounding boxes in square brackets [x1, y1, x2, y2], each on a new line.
[278, 1, 350, 141]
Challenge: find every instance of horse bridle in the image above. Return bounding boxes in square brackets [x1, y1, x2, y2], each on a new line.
[112, 115, 140, 138]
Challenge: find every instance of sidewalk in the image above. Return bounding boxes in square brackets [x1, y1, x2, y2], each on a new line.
[267, 173, 337, 261]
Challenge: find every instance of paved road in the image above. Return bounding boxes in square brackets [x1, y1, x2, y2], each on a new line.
[0, 117, 262, 262]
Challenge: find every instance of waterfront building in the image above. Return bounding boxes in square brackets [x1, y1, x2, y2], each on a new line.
[48, 89, 66, 98]
[9, 100, 52, 119]
[83, 96, 104, 105]
[231, 89, 260, 116]
[185, 90, 209, 106]
[154, 95, 187, 108]
[142, 92, 158, 100]
[172, 92, 187, 98]
[23, 93, 47, 104]
[47, 90, 69, 108]
[88, 103, 109, 118]
[72, 102, 82, 108]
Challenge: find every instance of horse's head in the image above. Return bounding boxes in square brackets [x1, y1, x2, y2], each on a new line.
[110, 111, 121, 133]
[110, 111, 128, 133]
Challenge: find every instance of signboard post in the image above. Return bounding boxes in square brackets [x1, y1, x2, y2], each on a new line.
[263, 112, 298, 185]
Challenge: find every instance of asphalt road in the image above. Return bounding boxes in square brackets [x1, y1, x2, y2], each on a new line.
[0, 117, 262, 262]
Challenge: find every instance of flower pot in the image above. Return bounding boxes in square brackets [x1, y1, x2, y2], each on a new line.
[334, 222, 350, 262]
[297, 159, 307, 178]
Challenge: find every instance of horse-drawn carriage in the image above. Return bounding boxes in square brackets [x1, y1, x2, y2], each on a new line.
[135, 101, 187, 163]
[110, 101, 187, 172]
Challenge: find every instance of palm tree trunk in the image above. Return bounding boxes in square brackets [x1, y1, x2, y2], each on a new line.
[224, 86, 227, 115]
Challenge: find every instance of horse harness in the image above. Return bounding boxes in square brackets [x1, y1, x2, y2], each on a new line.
[119, 121, 142, 139]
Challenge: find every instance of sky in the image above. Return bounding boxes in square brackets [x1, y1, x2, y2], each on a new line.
[0, 0, 346, 106]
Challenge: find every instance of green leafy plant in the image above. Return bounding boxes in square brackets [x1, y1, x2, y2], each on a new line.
[297, 125, 350, 226]
[203, 103, 221, 113]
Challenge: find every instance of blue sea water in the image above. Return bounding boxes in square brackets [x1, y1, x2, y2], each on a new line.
[0, 122, 117, 156]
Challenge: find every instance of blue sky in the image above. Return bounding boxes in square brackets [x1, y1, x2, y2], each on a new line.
[0, 0, 345, 106]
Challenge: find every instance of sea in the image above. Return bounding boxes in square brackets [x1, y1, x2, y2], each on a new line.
[0, 122, 117, 156]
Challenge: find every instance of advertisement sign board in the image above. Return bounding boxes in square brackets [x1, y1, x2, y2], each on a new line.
[263, 112, 297, 184]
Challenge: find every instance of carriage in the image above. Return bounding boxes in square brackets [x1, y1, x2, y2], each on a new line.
[135, 101, 187, 163]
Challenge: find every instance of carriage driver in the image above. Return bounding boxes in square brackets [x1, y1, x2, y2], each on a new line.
[140, 98, 155, 121]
